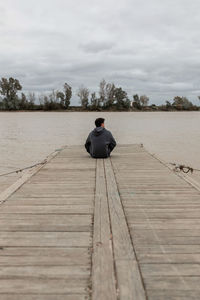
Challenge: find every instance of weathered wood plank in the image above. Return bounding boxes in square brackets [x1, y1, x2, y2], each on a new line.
[0, 232, 91, 247]
[0, 279, 88, 294]
[104, 159, 135, 260]
[0, 295, 87, 300]
[0, 265, 90, 279]
[6, 198, 93, 206]
[0, 205, 92, 214]
[0, 214, 91, 231]
[131, 228, 200, 237]
[137, 253, 200, 264]
[104, 158, 146, 300]
[130, 220, 200, 229]
[141, 263, 200, 276]
[0, 247, 90, 266]
[92, 159, 117, 300]
[147, 289, 200, 300]
[144, 276, 200, 290]
[135, 244, 200, 254]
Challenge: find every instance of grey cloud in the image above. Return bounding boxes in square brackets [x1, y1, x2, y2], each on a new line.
[80, 41, 114, 53]
[1, 0, 200, 105]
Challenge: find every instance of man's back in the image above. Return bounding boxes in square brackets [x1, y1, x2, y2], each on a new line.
[85, 126, 116, 158]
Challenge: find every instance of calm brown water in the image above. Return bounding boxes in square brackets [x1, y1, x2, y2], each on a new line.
[1, 111, 200, 192]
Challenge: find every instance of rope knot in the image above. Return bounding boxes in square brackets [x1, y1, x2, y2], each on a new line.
[172, 163, 194, 174]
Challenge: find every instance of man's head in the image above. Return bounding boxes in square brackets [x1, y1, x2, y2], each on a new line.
[95, 118, 105, 128]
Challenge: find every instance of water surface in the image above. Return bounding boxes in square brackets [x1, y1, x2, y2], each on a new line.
[1, 112, 200, 192]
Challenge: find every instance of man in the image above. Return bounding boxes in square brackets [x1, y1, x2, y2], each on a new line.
[85, 118, 116, 158]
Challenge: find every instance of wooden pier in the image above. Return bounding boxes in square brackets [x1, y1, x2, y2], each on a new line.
[0, 144, 200, 299]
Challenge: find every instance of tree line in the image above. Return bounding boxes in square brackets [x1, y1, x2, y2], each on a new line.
[0, 77, 200, 111]
[0, 78, 72, 111]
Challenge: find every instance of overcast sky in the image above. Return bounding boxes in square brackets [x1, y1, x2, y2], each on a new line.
[1, 0, 200, 105]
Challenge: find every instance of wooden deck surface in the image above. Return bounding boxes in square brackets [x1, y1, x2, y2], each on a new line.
[0, 144, 200, 299]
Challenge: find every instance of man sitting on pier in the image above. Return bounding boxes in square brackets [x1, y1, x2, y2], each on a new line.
[85, 118, 116, 158]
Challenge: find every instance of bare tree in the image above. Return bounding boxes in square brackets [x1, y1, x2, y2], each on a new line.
[140, 95, 149, 107]
[27, 92, 36, 109]
[63, 83, 72, 108]
[105, 83, 115, 107]
[90, 92, 97, 107]
[19, 93, 28, 110]
[99, 79, 106, 106]
[49, 90, 59, 103]
[77, 86, 90, 109]
[56, 91, 65, 108]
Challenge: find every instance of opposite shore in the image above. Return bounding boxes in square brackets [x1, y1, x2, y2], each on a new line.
[1, 77, 200, 112]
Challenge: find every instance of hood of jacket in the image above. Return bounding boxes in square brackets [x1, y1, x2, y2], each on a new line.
[92, 126, 104, 136]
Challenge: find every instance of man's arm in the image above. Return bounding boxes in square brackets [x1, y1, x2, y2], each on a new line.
[85, 134, 91, 153]
[109, 133, 116, 152]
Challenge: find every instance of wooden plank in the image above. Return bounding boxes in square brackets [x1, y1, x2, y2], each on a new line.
[10, 195, 94, 200]
[0, 265, 90, 279]
[132, 235, 200, 245]
[131, 228, 200, 237]
[0, 205, 92, 214]
[5, 198, 93, 206]
[0, 295, 87, 300]
[92, 159, 117, 300]
[0, 255, 89, 267]
[141, 263, 200, 276]
[104, 159, 135, 260]
[13, 192, 94, 198]
[135, 244, 200, 254]
[147, 289, 200, 300]
[144, 276, 200, 290]
[0, 232, 91, 247]
[0, 279, 88, 294]
[126, 211, 200, 218]
[0, 248, 90, 266]
[129, 220, 200, 230]
[0, 214, 91, 231]
[137, 253, 200, 264]
[104, 158, 146, 300]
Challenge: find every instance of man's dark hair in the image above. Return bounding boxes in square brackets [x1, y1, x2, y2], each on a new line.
[95, 118, 105, 127]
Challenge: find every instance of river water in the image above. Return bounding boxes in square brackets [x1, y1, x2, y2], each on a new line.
[0, 111, 200, 193]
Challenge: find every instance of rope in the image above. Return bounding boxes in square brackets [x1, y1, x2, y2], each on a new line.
[142, 146, 200, 175]
[0, 147, 66, 178]
[0, 160, 47, 177]
[169, 163, 200, 174]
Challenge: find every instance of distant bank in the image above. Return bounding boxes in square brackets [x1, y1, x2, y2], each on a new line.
[1, 77, 200, 112]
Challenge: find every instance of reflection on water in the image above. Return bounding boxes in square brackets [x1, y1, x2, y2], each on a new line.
[0, 111, 200, 192]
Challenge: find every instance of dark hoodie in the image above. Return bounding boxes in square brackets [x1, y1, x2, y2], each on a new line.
[85, 127, 116, 158]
